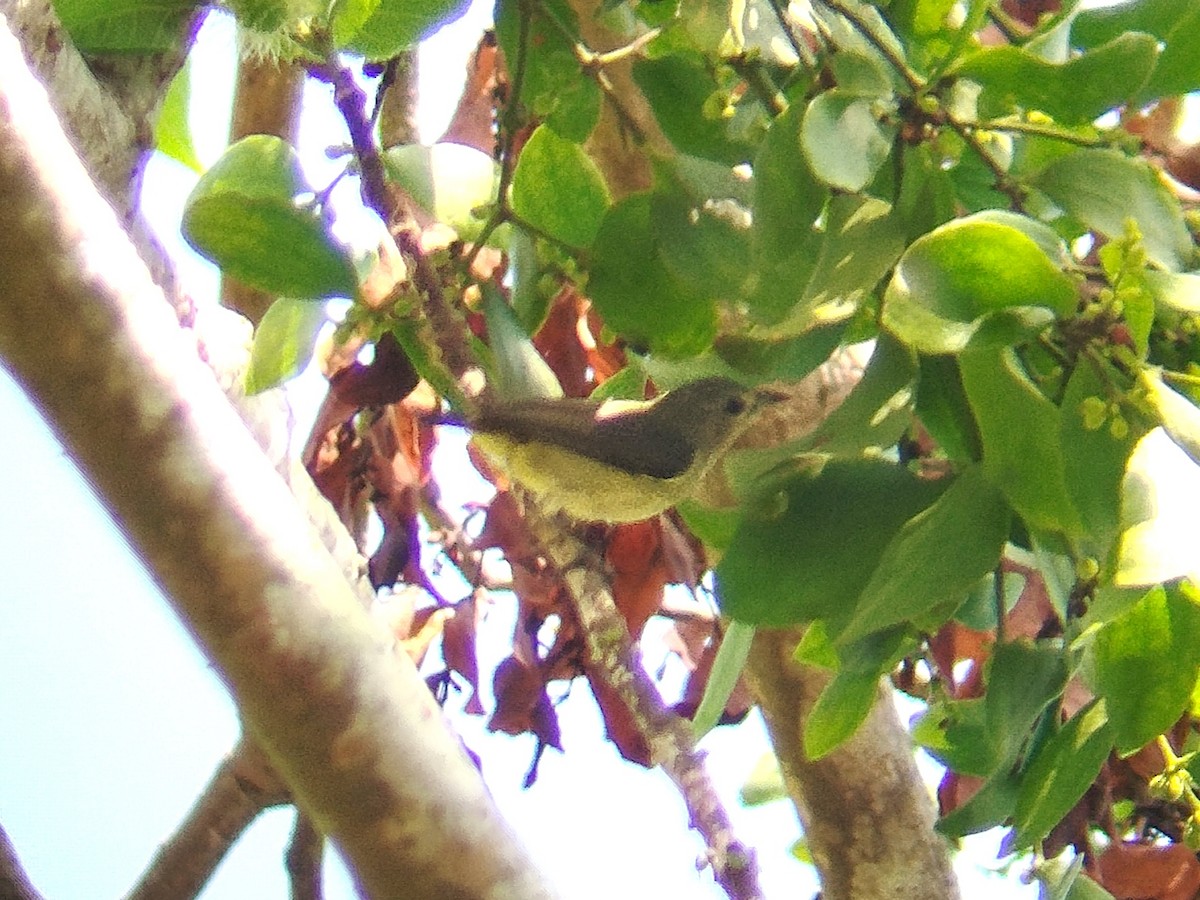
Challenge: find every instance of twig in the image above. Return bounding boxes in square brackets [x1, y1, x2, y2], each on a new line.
[764, 0, 818, 68]
[815, 0, 1026, 207]
[521, 499, 763, 900]
[126, 740, 289, 900]
[0, 824, 44, 900]
[285, 812, 325, 900]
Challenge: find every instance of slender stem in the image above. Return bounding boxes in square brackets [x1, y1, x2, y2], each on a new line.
[974, 118, 1106, 147]
[765, 0, 818, 68]
[727, 53, 789, 117]
[814, 0, 923, 93]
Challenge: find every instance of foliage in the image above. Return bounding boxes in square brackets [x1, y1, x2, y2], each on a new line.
[138, 0, 1200, 894]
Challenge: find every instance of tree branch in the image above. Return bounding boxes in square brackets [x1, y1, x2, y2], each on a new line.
[0, 19, 554, 899]
[744, 628, 960, 900]
[126, 740, 289, 900]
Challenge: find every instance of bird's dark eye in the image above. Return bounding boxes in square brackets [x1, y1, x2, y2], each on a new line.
[724, 396, 746, 416]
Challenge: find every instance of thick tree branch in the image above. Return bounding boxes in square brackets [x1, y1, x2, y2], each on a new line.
[744, 628, 960, 900]
[0, 18, 553, 899]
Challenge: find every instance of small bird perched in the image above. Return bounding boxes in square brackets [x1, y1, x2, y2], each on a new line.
[467, 377, 784, 523]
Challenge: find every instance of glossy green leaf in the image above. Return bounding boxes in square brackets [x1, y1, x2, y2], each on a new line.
[840, 467, 1010, 643]
[804, 670, 880, 759]
[588, 194, 717, 356]
[1146, 271, 1200, 315]
[801, 91, 897, 192]
[383, 143, 498, 238]
[331, 0, 382, 46]
[183, 136, 359, 300]
[634, 54, 750, 165]
[652, 187, 751, 301]
[245, 298, 329, 395]
[751, 196, 904, 331]
[53, 0, 202, 51]
[804, 628, 909, 758]
[495, 0, 600, 141]
[985, 640, 1069, 770]
[1012, 699, 1113, 850]
[960, 346, 1083, 535]
[1092, 583, 1200, 755]
[154, 56, 202, 173]
[915, 354, 982, 463]
[751, 103, 826, 263]
[800, 334, 916, 455]
[881, 215, 1076, 355]
[511, 126, 610, 249]
[1075, 0, 1200, 102]
[483, 284, 563, 401]
[1141, 368, 1200, 469]
[714, 323, 847, 382]
[1060, 362, 1147, 567]
[1032, 150, 1194, 272]
[937, 770, 1021, 838]
[692, 621, 756, 740]
[952, 34, 1158, 125]
[346, 0, 472, 58]
[716, 459, 945, 627]
[1117, 429, 1200, 587]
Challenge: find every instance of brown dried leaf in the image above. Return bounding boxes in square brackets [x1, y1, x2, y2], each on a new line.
[442, 593, 485, 715]
[1096, 842, 1200, 900]
[607, 520, 667, 635]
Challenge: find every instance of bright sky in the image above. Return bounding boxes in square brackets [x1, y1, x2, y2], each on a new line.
[0, 5, 1039, 898]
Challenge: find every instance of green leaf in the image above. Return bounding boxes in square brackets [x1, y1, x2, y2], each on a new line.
[799, 334, 916, 455]
[952, 33, 1158, 125]
[244, 298, 329, 395]
[960, 346, 1083, 535]
[495, 0, 600, 141]
[1140, 368, 1200, 468]
[716, 458, 945, 627]
[482, 284, 563, 401]
[53, 0, 202, 51]
[383, 144, 499, 238]
[750, 195, 904, 331]
[183, 136, 359, 300]
[345, 0, 472, 58]
[1012, 699, 1113, 851]
[331, 0, 382, 46]
[633, 53, 751, 165]
[692, 621, 756, 740]
[1060, 361, 1147, 568]
[1146, 271, 1200, 315]
[154, 55, 202, 173]
[881, 214, 1076, 355]
[804, 669, 881, 759]
[1074, 0, 1200, 102]
[915, 354, 982, 463]
[714, 323, 847, 382]
[801, 91, 897, 192]
[839, 466, 1010, 643]
[1032, 150, 1193, 272]
[1091, 583, 1200, 755]
[652, 184, 751, 301]
[589, 194, 718, 356]
[751, 103, 826, 263]
[937, 770, 1021, 838]
[1116, 414, 1200, 587]
[510, 125, 610, 249]
[984, 640, 1069, 770]
[804, 627, 910, 758]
